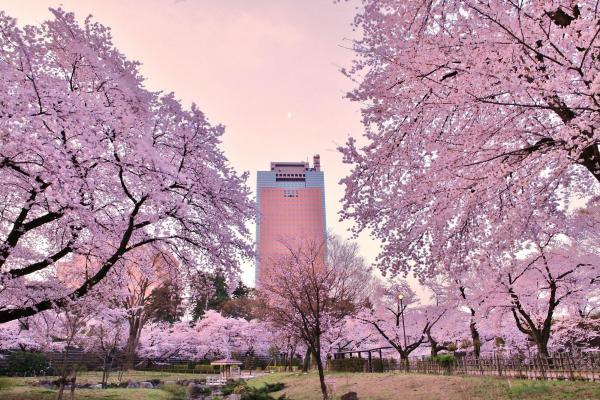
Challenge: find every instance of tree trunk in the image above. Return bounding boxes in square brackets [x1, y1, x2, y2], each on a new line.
[536, 337, 550, 358]
[302, 347, 311, 373]
[430, 345, 438, 357]
[125, 317, 142, 370]
[69, 370, 77, 400]
[56, 350, 70, 400]
[313, 347, 329, 400]
[56, 381, 65, 400]
[398, 351, 409, 372]
[470, 319, 481, 358]
[287, 347, 295, 371]
[427, 332, 438, 357]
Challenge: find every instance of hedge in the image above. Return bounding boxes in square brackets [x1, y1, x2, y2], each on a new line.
[6, 352, 50, 376]
[328, 358, 366, 372]
[194, 364, 220, 373]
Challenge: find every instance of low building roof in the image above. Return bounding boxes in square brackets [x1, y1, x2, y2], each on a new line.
[210, 358, 243, 366]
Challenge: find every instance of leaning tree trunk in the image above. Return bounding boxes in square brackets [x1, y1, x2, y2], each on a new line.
[312, 346, 329, 400]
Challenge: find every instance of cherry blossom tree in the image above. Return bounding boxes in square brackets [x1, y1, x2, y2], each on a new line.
[324, 316, 383, 357]
[427, 267, 493, 358]
[54, 246, 181, 369]
[358, 280, 448, 367]
[0, 8, 253, 323]
[552, 300, 600, 351]
[478, 235, 600, 356]
[339, 0, 600, 281]
[137, 321, 197, 361]
[116, 249, 181, 369]
[85, 307, 129, 388]
[137, 310, 272, 362]
[259, 236, 367, 400]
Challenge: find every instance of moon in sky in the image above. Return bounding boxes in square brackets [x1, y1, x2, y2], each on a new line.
[287, 112, 293, 119]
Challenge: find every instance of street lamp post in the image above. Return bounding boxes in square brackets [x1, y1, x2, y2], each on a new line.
[398, 294, 407, 350]
[398, 294, 408, 372]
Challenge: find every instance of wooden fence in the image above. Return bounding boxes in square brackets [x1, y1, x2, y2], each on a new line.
[396, 353, 600, 382]
[0, 349, 278, 376]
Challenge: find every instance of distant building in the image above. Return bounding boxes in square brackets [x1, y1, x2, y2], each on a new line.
[255, 155, 326, 285]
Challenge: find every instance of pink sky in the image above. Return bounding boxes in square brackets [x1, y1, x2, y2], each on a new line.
[3, 0, 381, 286]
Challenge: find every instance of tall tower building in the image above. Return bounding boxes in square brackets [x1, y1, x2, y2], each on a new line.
[255, 155, 326, 285]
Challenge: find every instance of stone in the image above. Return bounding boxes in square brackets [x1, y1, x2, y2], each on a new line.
[139, 381, 154, 389]
[341, 392, 359, 400]
[186, 382, 211, 400]
[91, 384, 103, 389]
[226, 394, 241, 400]
[127, 380, 140, 388]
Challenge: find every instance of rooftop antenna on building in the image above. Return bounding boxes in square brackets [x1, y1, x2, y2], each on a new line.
[313, 154, 321, 171]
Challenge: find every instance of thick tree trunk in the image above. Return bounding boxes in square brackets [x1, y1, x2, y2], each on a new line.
[578, 143, 600, 183]
[430, 345, 438, 357]
[397, 350, 409, 372]
[470, 319, 481, 358]
[427, 330, 442, 358]
[535, 336, 550, 358]
[124, 323, 141, 370]
[302, 347, 311, 373]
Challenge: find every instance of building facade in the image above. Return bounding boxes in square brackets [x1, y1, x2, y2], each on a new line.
[255, 155, 326, 285]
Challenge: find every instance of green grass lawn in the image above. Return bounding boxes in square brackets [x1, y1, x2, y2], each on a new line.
[250, 372, 600, 400]
[19, 370, 208, 385]
[3, 372, 600, 399]
[0, 376, 186, 400]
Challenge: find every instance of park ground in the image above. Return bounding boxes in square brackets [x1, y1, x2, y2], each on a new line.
[2, 371, 600, 399]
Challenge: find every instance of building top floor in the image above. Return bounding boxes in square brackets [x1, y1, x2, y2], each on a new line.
[265, 155, 321, 182]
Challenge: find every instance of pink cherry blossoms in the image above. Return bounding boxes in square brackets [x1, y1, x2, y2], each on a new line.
[0, 9, 253, 323]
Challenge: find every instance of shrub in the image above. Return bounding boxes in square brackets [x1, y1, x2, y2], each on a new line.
[433, 354, 455, 367]
[372, 358, 397, 372]
[172, 364, 190, 372]
[161, 383, 187, 399]
[7, 352, 49, 376]
[264, 382, 285, 392]
[223, 382, 287, 400]
[186, 383, 211, 397]
[240, 386, 288, 400]
[328, 358, 366, 372]
[222, 381, 245, 395]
